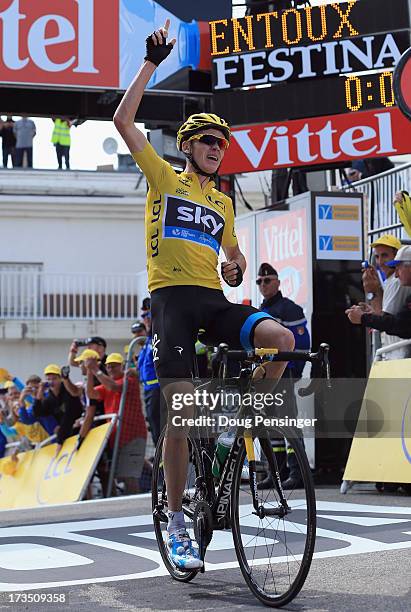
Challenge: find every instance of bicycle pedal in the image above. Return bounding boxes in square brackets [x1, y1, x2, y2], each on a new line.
[153, 506, 168, 523]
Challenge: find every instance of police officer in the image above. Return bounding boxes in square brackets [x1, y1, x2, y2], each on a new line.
[256, 263, 310, 490]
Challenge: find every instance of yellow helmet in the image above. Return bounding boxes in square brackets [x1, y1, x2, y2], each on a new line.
[177, 113, 231, 150]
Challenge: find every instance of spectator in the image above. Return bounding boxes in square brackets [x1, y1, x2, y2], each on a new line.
[86, 352, 147, 495]
[13, 115, 36, 167]
[256, 263, 310, 490]
[69, 336, 108, 418]
[131, 321, 147, 357]
[51, 117, 72, 170]
[0, 116, 16, 168]
[362, 235, 411, 358]
[33, 364, 83, 454]
[394, 191, 411, 240]
[0, 428, 6, 459]
[17, 374, 58, 436]
[74, 348, 111, 497]
[68, 336, 107, 371]
[5, 399, 48, 445]
[137, 299, 162, 446]
[346, 246, 411, 337]
[346, 167, 362, 184]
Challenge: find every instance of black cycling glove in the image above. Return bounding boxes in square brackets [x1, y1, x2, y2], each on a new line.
[145, 32, 173, 66]
[221, 262, 243, 287]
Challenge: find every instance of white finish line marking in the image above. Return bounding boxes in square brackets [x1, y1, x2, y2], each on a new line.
[0, 543, 93, 571]
[1, 501, 411, 591]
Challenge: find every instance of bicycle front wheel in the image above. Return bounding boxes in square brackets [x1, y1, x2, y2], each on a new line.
[231, 428, 316, 607]
[151, 428, 204, 582]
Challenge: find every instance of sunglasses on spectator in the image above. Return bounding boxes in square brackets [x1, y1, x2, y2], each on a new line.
[187, 133, 229, 151]
[256, 277, 277, 285]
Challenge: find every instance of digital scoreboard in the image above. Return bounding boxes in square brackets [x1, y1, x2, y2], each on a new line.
[210, 0, 411, 121]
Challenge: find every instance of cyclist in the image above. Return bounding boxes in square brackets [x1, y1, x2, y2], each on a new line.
[114, 19, 295, 570]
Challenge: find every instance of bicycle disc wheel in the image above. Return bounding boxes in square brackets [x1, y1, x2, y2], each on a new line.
[231, 428, 316, 607]
[151, 428, 204, 582]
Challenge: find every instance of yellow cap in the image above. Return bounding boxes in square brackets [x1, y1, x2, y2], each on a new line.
[106, 352, 124, 365]
[0, 368, 10, 383]
[370, 234, 402, 250]
[4, 380, 15, 389]
[74, 349, 100, 363]
[44, 364, 61, 376]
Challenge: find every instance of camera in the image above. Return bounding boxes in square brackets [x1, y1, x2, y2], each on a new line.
[74, 338, 88, 347]
[61, 366, 70, 379]
[361, 260, 369, 270]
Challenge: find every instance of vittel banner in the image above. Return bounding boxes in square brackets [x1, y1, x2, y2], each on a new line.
[257, 209, 309, 307]
[219, 107, 411, 174]
[0, 0, 212, 90]
[0, 0, 119, 87]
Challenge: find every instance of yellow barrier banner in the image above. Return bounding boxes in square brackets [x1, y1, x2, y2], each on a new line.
[343, 359, 411, 483]
[0, 422, 113, 510]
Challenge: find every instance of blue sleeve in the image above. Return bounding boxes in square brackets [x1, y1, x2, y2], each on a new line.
[0, 423, 17, 437]
[18, 405, 36, 425]
[0, 431, 6, 458]
[12, 377, 24, 391]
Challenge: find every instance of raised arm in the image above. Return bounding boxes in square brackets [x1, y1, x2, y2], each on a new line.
[113, 19, 175, 154]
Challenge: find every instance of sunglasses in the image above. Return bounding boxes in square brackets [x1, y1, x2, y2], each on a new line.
[256, 277, 277, 286]
[187, 133, 229, 151]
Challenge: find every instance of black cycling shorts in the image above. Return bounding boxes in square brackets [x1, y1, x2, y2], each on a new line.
[150, 285, 273, 379]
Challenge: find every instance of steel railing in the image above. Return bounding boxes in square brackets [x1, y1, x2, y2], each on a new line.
[0, 271, 139, 320]
[341, 162, 411, 241]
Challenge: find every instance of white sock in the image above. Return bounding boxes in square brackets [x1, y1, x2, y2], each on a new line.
[167, 510, 186, 535]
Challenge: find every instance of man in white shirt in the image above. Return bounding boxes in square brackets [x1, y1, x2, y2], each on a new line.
[361, 234, 411, 358]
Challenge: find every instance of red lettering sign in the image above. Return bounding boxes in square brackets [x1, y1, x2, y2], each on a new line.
[0, 0, 119, 87]
[220, 107, 411, 174]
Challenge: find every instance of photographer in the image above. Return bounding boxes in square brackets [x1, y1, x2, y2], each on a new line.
[17, 375, 57, 436]
[68, 336, 108, 418]
[68, 336, 107, 370]
[33, 364, 83, 454]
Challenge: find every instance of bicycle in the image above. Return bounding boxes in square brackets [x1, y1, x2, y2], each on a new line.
[152, 343, 330, 607]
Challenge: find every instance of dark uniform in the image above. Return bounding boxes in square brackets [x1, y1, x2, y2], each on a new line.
[258, 263, 310, 488]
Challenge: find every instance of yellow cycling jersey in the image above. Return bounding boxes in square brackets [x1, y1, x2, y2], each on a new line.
[133, 142, 238, 292]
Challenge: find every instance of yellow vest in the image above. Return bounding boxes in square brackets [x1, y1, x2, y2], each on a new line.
[52, 119, 71, 146]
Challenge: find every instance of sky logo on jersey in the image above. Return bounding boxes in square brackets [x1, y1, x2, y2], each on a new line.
[319, 204, 360, 221]
[319, 235, 360, 251]
[164, 196, 225, 254]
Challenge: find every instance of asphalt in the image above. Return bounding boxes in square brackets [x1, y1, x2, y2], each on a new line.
[0, 486, 410, 611]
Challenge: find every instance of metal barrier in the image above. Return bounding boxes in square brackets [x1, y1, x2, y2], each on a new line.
[3, 413, 117, 454]
[374, 339, 411, 361]
[107, 337, 141, 496]
[341, 161, 411, 241]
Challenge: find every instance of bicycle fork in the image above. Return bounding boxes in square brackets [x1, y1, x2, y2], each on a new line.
[247, 434, 291, 519]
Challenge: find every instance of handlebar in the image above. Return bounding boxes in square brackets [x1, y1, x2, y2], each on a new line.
[215, 343, 331, 393]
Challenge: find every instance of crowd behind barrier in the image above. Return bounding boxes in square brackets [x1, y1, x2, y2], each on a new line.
[0, 325, 156, 499]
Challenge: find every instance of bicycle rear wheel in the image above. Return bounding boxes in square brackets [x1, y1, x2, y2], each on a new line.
[151, 428, 204, 582]
[231, 427, 316, 607]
